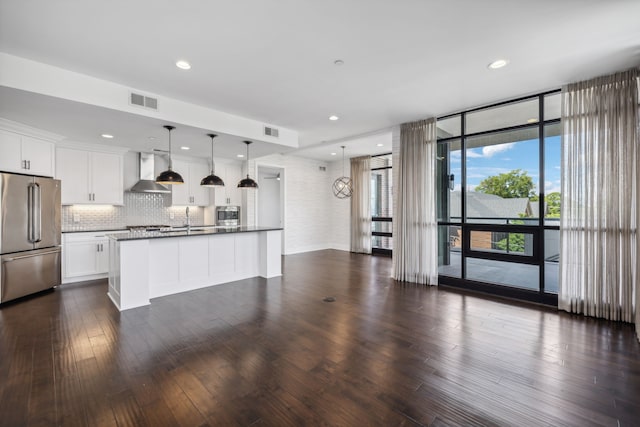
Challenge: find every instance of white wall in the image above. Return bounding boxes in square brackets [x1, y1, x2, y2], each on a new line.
[243, 154, 350, 255]
[247, 154, 332, 254]
[327, 160, 350, 251]
[257, 168, 282, 227]
[243, 130, 395, 255]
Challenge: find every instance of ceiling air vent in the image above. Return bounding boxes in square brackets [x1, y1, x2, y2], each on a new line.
[264, 126, 279, 138]
[129, 92, 158, 110]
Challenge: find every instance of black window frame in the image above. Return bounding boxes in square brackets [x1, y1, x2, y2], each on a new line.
[436, 90, 561, 305]
[371, 153, 392, 256]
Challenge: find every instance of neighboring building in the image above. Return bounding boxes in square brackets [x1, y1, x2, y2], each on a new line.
[445, 191, 534, 251]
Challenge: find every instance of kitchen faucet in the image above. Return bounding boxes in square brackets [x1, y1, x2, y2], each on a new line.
[185, 206, 190, 231]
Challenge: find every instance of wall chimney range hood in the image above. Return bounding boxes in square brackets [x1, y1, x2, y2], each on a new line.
[129, 152, 171, 193]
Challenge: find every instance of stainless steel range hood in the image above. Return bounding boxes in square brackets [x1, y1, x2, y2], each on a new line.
[129, 152, 171, 193]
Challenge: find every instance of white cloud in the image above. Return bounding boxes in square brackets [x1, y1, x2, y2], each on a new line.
[466, 149, 483, 158]
[482, 142, 515, 158]
[545, 180, 561, 193]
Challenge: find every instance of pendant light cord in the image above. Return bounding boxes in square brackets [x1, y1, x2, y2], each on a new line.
[246, 142, 250, 178]
[341, 146, 346, 176]
[211, 136, 215, 174]
[168, 130, 172, 169]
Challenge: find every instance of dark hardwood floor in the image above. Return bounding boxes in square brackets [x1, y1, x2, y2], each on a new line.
[1, 250, 639, 426]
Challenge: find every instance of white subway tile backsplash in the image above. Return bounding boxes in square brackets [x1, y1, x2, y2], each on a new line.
[61, 192, 204, 231]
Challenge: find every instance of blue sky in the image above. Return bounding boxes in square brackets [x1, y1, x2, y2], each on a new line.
[449, 135, 561, 196]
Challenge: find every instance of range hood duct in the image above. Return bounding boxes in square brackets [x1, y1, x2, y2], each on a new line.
[129, 152, 171, 193]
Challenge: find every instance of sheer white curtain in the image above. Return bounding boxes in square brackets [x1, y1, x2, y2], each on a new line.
[559, 68, 639, 340]
[350, 156, 371, 254]
[392, 118, 438, 285]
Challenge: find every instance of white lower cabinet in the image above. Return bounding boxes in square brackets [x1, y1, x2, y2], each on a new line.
[62, 231, 128, 283]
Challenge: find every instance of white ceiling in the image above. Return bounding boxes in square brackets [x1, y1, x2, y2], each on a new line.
[0, 0, 639, 160]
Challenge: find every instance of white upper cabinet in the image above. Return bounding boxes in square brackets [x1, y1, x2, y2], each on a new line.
[214, 163, 242, 206]
[56, 147, 124, 205]
[170, 159, 210, 206]
[0, 129, 55, 177]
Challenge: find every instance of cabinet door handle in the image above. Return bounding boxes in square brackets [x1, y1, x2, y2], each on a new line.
[22, 160, 26, 169]
[27, 160, 31, 170]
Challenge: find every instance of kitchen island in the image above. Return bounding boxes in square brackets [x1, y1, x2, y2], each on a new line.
[107, 226, 282, 311]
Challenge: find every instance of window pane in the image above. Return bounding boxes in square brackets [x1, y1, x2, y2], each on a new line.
[466, 258, 539, 291]
[370, 153, 392, 169]
[371, 168, 392, 217]
[544, 93, 561, 121]
[438, 225, 461, 277]
[372, 221, 392, 233]
[437, 115, 461, 139]
[372, 236, 392, 250]
[436, 139, 461, 222]
[544, 123, 561, 223]
[469, 230, 534, 256]
[465, 128, 540, 225]
[466, 98, 539, 134]
[544, 229, 559, 294]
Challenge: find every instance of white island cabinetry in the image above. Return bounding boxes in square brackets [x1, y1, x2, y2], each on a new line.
[108, 227, 282, 311]
[62, 231, 129, 283]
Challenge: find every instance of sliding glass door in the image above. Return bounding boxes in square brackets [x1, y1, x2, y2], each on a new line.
[436, 91, 560, 304]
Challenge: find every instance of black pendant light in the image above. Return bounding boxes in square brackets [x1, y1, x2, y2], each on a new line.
[156, 125, 184, 185]
[200, 133, 225, 187]
[237, 141, 258, 189]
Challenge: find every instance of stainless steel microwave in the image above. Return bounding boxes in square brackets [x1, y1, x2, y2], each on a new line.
[215, 206, 240, 226]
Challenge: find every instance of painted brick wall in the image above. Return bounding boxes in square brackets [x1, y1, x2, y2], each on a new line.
[247, 153, 335, 254]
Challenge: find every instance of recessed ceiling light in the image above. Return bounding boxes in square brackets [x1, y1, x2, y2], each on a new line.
[330, 152, 337, 156]
[176, 60, 191, 70]
[148, 136, 156, 140]
[527, 118, 539, 123]
[329, 115, 339, 121]
[237, 154, 245, 158]
[180, 146, 190, 150]
[101, 134, 114, 139]
[376, 143, 384, 147]
[488, 59, 509, 69]
[334, 59, 344, 66]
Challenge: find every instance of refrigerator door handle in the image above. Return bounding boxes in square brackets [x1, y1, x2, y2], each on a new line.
[34, 183, 42, 242]
[27, 183, 35, 242]
[3, 249, 62, 262]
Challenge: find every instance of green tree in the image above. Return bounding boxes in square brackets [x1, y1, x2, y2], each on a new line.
[545, 192, 561, 217]
[476, 169, 535, 199]
[495, 219, 526, 253]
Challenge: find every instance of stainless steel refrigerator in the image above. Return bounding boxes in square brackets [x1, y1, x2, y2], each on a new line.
[0, 172, 61, 303]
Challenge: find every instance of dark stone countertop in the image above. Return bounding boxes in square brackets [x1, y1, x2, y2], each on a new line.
[107, 226, 283, 241]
